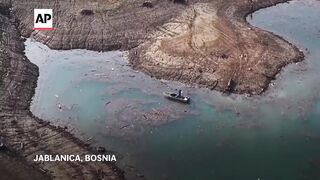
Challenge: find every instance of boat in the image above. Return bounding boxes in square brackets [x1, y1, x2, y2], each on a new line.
[163, 90, 190, 104]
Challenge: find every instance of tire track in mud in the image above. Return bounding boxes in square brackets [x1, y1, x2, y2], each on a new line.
[131, 0, 304, 94]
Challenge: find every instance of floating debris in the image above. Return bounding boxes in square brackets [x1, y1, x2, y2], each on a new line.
[58, 103, 62, 111]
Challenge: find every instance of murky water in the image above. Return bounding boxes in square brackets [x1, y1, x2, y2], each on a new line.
[27, 0, 320, 179]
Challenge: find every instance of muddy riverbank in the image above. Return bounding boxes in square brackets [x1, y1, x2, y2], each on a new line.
[8, 0, 304, 95]
[0, 6, 125, 180]
[130, 0, 304, 95]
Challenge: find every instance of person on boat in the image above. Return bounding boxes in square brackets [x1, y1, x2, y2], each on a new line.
[178, 90, 182, 97]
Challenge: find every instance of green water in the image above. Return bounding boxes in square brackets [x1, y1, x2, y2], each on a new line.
[26, 0, 320, 179]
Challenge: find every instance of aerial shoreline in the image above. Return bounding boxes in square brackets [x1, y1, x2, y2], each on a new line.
[13, 0, 304, 95]
[130, 0, 304, 95]
[0, 0, 304, 179]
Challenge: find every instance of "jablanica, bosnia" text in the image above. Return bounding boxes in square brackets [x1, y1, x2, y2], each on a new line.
[33, 154, 117, 162]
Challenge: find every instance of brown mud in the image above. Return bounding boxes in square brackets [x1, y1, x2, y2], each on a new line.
[0, 152, 50, 180]
[0, 4, 125, 180]
[8, 0, 304, 95]
[130, 0, 304, 95]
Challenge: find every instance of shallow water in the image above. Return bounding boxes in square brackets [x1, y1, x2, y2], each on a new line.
[27, 0, 320, 179]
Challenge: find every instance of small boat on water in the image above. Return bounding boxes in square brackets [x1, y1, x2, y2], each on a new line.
[163, 90, 190, 104]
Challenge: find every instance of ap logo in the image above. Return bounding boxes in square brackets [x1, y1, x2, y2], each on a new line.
[33, 9, 53, 30]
